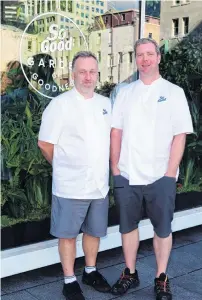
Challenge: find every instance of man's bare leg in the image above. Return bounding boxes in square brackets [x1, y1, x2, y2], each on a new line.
[153, 233, 172, 277]
[59, 238, 76, 276]
[122, 228, 139, 273]
[82, 233, 100, 266]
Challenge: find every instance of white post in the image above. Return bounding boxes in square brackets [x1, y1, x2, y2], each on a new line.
[140, 0, 146, 38]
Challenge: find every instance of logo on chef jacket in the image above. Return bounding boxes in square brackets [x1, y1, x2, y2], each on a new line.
[158, 96, 167, 102]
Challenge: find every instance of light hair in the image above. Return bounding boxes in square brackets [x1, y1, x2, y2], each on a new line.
[134, 38, 160, 55]
[72, 51, 98, 70]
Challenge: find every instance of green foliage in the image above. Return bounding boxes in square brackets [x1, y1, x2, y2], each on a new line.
[160, 34, 202, 189]
[1, 90, 52, 220]
[96, 82, 116, 98]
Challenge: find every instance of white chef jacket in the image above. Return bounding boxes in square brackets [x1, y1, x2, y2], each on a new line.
[112, 77, 193, 185]
[39, 87, 111, 199]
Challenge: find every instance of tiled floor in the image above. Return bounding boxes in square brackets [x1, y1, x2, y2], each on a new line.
[1, 225, 202, 299]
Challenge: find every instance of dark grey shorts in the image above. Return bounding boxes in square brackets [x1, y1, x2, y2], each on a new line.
[113, 175, 176, 238]
[50, 195, 109, 239]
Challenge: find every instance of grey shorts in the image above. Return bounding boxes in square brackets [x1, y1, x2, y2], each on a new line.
[113, 175, 176, 238]
[50, 195, 109, 239]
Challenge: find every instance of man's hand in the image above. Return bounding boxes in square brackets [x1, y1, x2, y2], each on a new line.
[164, 171, 176, 178]
[111, 166, 121, 176]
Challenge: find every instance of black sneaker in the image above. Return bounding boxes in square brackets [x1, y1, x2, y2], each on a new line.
[154, 273, 172, 300]
[111, 267, 140, 295]
[82, 269, 111, 293]
[62, 281, 85, 300]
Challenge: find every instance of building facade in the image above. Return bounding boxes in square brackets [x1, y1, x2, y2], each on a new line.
[160, 0, 202, 48]
[91, 9, 160, 85]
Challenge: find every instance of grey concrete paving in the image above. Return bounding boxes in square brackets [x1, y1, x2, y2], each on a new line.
[1, 225, 202, 300]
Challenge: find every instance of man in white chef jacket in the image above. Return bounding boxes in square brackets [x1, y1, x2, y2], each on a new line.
[38, 51, 111, 300]
[110, 38, 193, 300]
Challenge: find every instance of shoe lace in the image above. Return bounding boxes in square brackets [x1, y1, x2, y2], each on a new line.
[156, 278, 171, 293]
[116, 272, 136, 290]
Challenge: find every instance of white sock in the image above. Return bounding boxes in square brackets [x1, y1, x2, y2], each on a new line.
[85, 266, 96, 274]
[64, 275, 77, 284]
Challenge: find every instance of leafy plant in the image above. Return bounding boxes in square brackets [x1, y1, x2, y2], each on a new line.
[1, 88, 52, 219]
[160, 32, 202, 190]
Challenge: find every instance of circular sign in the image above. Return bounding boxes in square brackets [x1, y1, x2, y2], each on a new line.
[20, 12, 88, 99]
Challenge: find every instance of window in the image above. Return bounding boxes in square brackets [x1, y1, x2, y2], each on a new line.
[81, 21, 84, 25]
[129, 52, 133, 63]
[76, 3, 80, 8]
[149, 32, 152, 38]
[28, 41, 32, 51]
[121, 14, 125, 21]
[105, 16, 108, 23]
[97, 33, 101, 44]
[86, 6, 89, 10]
[76, 20, 80, 25]
[92, 7, 95, 12]
[96, 8, 99, 13]
[100, 1, 104, 6]
[172, 18, 179, 36]
[81, 5, 84, 9]
[79, 36, 83, 46]
[81, 12, 84, 17]
[97, 51, 101, 62]
[118, 52, 123, 63]
[183, 17, 189, 34]
[85, 14, 88, 18]
[100, 10, 104, 14]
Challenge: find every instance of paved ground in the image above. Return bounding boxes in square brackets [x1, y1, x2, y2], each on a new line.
[1, 225, 202, 300]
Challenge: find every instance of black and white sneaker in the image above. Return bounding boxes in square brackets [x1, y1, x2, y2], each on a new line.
[154, 273, 172, 300]
[63, 281, 85, 300]
[111, 267, 140, 295]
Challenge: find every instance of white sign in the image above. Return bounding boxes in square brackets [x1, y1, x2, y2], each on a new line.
[20, 12, 88, 99]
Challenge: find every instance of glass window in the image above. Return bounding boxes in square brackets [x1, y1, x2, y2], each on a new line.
[149, 32, 152, 38]
[96, 8, 99, 13]
[183, 17, 189, 35]
[129, 52, 133, 63]
[97, 51, 101, 62]
[28, 41, 32, 51]
[172, 18, 179, 36]
[76, 20, 80, 25]
[121, 14, 125, 21]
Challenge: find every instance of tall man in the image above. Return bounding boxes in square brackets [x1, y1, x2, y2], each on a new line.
[38, 51, 111, 300]
[110, 38, 193, 300]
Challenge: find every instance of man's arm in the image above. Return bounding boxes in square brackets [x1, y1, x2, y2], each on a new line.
[38, 140, 54, 165]
[165, 133, 186, 177]
[110, 128, 122, 175]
